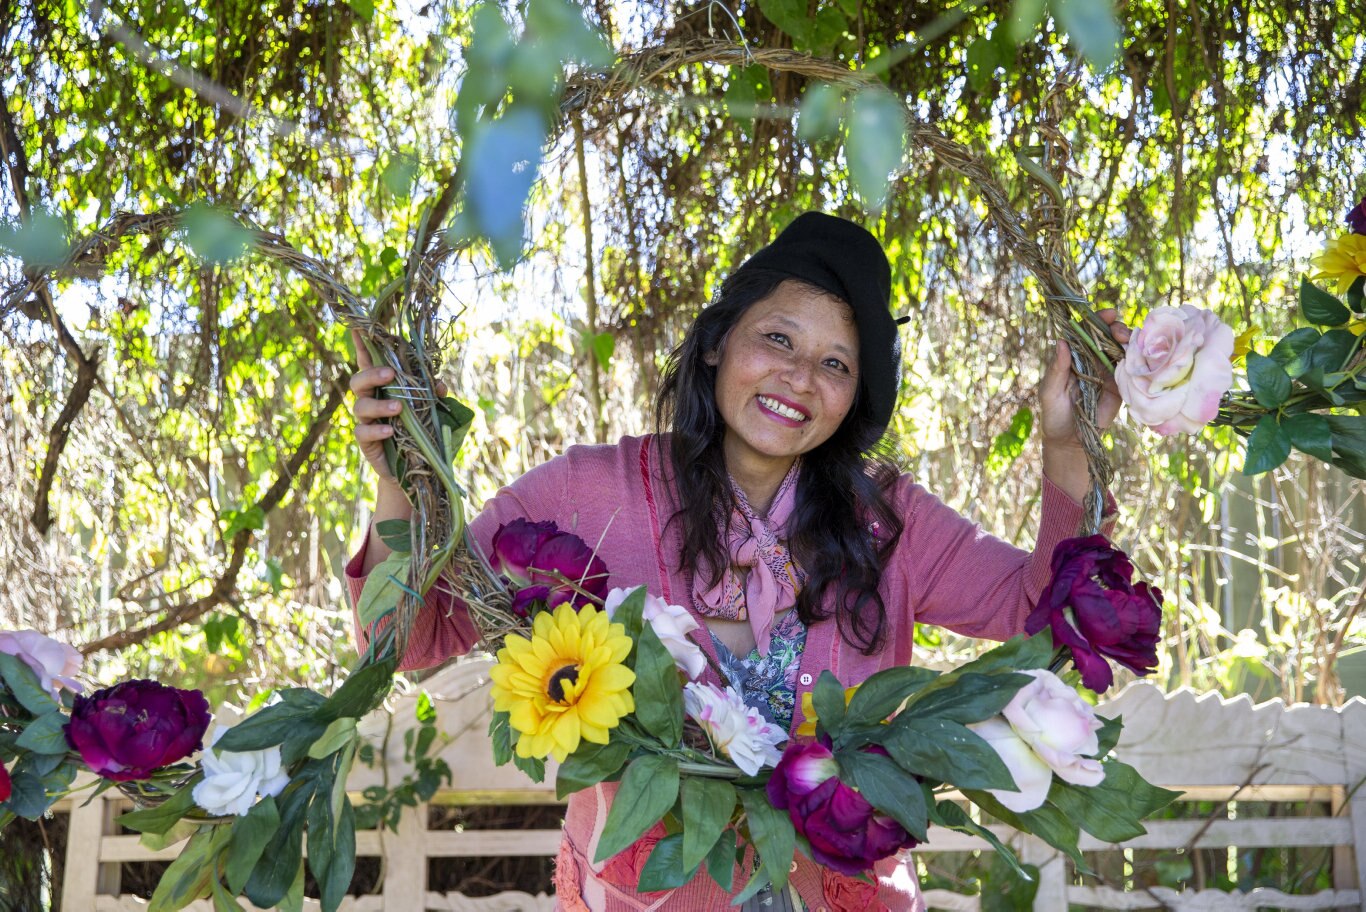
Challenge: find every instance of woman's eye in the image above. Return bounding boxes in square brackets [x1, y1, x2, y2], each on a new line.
[824, 358, 850, 373]
[766, 332, 791, 347]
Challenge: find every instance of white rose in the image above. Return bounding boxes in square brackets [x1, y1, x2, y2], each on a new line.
[968, 717, 1053, 813]
[1001, 669, 1105, 788]
[0, 629, 83, 699]
[682, 682, 785, 776]
[193, 726, 291, 816]
[603, 587, 706, 680]
[1115, 304, 1234, 435]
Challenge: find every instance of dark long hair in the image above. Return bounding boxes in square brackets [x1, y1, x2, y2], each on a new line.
[655, 267, 905, 654]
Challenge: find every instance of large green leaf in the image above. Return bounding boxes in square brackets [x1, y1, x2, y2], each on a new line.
[356, 552, 414, 627]
[739, 787, 797, 891]
[147, 825, 231, 912]
[843, 665, 940, 729]
[845, 87, 907, 210]
[555, 738, 630, 800]
[1245, 352, 1292, 409]
[883, 716, 1017, 790]
[632, 622, 684, 747]
[1046, 761, 1181, 843]
[1281, 413, 1334, 462]
[593, 755, 679, 864]
[15, 710, 70, 755]
[226, 797, 281, 894]
[837, 748, 929, 841]
[1300, 278, 1351, 326]
[636, 832, 697, 892]
[119, 776, 203, 835]
[681, 777, 738, 873]
[902, 672, 1031, 724]
[1242, 415, 1291, 476]
[0, 653, 60, 717]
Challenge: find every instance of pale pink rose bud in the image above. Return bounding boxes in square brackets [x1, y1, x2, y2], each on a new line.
[968, 717, 1053, 812]
[1001, 669, 1105, 788]
[603, 587, 706, 680]
[0, 629, 83, 699]
[1115, 305, 1234, 435]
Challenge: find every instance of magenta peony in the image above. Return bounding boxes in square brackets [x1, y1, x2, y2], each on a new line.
[1114, 304, 1234, 435]
[0, 761, 10, 803]
[1025, 536, 1163, 693]
[66, 680, 211, 781]
[766, 738, 917, 876]
[489, 519, 609, 614]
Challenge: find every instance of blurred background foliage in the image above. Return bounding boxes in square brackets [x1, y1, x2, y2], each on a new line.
[0, 0, 1364, 722]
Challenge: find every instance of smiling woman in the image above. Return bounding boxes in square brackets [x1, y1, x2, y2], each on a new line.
[346, 210, 1132, 910]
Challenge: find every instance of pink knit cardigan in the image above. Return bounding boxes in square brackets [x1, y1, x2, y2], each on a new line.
[347, 434, 1104, 911]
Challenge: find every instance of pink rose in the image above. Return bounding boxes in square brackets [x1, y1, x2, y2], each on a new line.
[1115, 305, 1234, 435]
[1001, 670, 1105, 788]
[603, 587, 706, 680]
[0, 629, 83, 699]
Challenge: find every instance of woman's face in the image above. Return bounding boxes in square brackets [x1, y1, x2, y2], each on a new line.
[707, 281, 860, 480]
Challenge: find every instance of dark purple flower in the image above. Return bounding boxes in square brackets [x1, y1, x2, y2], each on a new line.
[490, 519, 610, 612]
[767, 738, 917, 876]
[1025, 535, 1163, 693]
[66, 679, 210, 781]
[1347, 196, 1366, 236]
[490, 519, 561, 586]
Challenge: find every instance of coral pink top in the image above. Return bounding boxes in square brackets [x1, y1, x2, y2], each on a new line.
[346, 434, 1108, 912]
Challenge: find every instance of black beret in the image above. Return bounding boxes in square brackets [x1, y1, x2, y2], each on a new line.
[732, 212, 900, 437]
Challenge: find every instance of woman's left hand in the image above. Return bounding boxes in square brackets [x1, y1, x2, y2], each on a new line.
[1039, 308, 1131, 447]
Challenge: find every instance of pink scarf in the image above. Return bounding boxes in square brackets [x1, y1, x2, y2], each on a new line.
[693, 462, 806, 656]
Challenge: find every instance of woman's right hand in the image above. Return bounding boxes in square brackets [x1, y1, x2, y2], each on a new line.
[349, 330, 405, 484]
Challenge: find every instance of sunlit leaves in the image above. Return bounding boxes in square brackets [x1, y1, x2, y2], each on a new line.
[846, 87, 907, 210]
[797, 83, 844, 143]
[0, 211, 69, 267]
[182, 204, 254, 264]
[1052, 0, 1121, 69]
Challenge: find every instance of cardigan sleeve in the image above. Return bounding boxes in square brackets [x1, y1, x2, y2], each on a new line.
[344, 453, 576, 671]
[891, 475, 1116, 642]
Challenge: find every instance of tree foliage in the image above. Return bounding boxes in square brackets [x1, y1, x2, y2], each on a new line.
[1, 0, 1363, 709]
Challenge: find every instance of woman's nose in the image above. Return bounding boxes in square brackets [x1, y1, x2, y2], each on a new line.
[782, 357, 816, 390]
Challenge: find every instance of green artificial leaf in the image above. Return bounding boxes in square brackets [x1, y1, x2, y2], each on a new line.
[138, 819, 200, 853]
[739, 788, 796, 891]
[119, 776, 203, 835]
[1245, 352, 1292, 408]
[843, 665, 940, 729]
[556, 738, 630, 800]
[903, 672, 1031, 724]
[15, 710, 69, 755]
[1047, 760, 1181, 843]
[1301, 329, 1360, 376]
[319, 654, 397, 721]
[1300, 278, 1351, 326]
[216, 704, 313, 753]
[632, 622, 684, 747]
[2, 770, 51, 819]
[375, 519, 412, 553]
[845, 87, 907, 210]
[489, 710, 513, 766]
[1268, 327, 1322, 376]
[226, 797, 280, 894]
[811, 670, 849, 739]
[705, 826, 737, 893]
[636, 832, 697, 892]
[280, 717, 331, 767]
[1242, 415, 1291, 476]
[883, 716, 1017, 790]
[1282, 413, 1334, 462]
[280, 860, 306, 912]
[942, 632, 1054, 678]
[435, 395, 476, 460]
[182, 203, 254, 264]
[1326, 415, 1366, 479]
[797, 82, 844, 143]
[838, 749, 929, 841]
[308, 718, 359, 760]
[980, 850, 1041, 912]
[682, 777, 738, 872]
[211, 873, 248, 912]
[594, 755, 680, 864]
[356, 552, 414, 627]
[310, 791, 357, 912]
[731, 863, 774, 907]
[1094, 713, 1123, 756]
[609, 586, 647, 661]
[930, 800, 1031, 882]
[244, 775, 317, 908]
[513, 748, 546, 783]
[0, 210, 70, 267]
[967, 789, 1088, 871]
[147, 825, 230, 912]
[1054, 0, 1120, 69]
[0, 652, 60, 717]
[1347, 275, 1365, 313]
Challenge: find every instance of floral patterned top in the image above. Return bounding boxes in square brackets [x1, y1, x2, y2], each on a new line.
[710, 609, 808, 735]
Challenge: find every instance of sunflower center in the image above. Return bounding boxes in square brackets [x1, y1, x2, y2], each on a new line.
[546, 663, 581, 703]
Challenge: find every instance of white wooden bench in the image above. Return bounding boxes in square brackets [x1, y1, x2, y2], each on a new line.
[51, 659, 1366, 910]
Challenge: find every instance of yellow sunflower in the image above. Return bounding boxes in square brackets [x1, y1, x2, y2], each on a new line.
[1310, 233, 1366, 296]
[489, 603, 635, 762]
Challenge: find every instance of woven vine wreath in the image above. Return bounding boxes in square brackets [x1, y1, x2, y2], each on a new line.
[3, 31, 1365, 912]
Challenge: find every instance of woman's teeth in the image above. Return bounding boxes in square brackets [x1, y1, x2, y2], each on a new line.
[758, 396, 807, 421]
